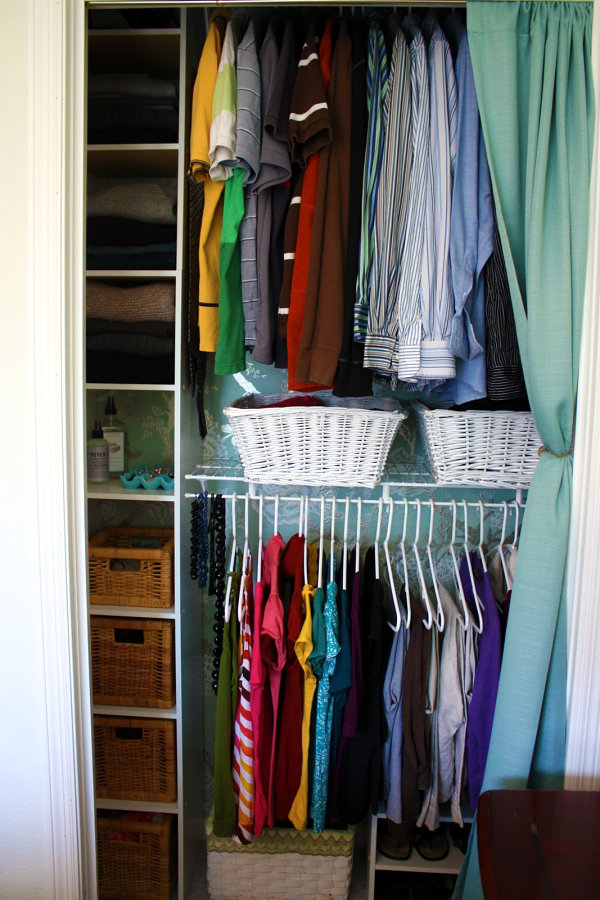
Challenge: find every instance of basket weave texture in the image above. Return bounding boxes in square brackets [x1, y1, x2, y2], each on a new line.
[94, 715, 177, 802]
[206, 821, 354, 900]
[224, 393, 406, 488]
[96, 813, 176, 900]
[88, 527, 174, 608]
[91, 616, 175, 708]
[415, 405, 541, 487]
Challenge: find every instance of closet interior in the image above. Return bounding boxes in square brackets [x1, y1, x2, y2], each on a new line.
[82, 3, 532, 899]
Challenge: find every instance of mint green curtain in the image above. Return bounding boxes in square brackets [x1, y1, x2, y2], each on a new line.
[454, 2, 595, 897]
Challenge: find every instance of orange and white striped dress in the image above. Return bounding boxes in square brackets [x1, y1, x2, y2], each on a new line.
[232, 553, 254, 842]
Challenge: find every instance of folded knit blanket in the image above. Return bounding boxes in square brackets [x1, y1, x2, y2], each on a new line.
[86, 280, 175, 322]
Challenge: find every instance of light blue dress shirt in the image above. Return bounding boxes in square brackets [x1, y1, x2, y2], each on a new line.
[437, 14, 494, 405]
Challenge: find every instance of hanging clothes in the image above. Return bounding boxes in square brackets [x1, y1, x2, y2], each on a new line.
[286, 20, 333, 392]
[212, 550, 241, 838]
[382, 613, 409, 824]
[341, 546, 393, 824]
[273, 534, 306, 823]
[188, 10, 228, 353]
[333, 20, 373, 398]
[329, 548, 364, 821]
[462, 551, 502, 810]
[249, 574, 269, 836]
[289, 543, 319, 831]
[327, 559, 352, 814]
[401, 600, 431, 826]
[232, 551, 254, 843]
[258, 533, 286, 829]
[311, 566, 341, 833]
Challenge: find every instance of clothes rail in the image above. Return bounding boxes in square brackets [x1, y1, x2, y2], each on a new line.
[184, 491, 525, 514]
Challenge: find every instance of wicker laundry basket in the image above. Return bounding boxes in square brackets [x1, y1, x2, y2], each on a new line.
[224, 393, 406, 488]
[206, 820, 354, 900]
[415, 404, 541, 488]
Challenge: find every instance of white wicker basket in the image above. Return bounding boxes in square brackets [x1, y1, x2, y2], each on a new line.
[224, 393, 406, 489]
[415, 404, 541, 488]
[206, 822, 354, 900]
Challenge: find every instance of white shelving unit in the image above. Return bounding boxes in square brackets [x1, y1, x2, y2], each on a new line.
[82, 10, 202, 900]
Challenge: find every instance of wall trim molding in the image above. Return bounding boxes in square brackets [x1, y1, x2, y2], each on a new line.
[28, 0, 92, 896]
[565, 4, 600, 790]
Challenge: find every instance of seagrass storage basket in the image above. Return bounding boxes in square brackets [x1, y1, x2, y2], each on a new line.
[206, 819, 354, 900]
[96, 811, 176, 900]
[224, 393, 406, 488]
[94, 716, 177, 802]
[88, 527, 174, 608]
[415, 404, 541, 487]
[90, 616, 175, 708]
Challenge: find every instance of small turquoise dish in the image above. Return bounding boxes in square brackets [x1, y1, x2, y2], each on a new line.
[120, 465, 175, 491]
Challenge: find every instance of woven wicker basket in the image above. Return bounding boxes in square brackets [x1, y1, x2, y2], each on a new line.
[206, 820, 354, 900]
[415, 404, 541, 487]
[96, 812, 176, 900]
[91, 617, 175, 709]
[88, 527, 174, 608]
[94, 716, 177, 802]
[224, 393, 406, 488]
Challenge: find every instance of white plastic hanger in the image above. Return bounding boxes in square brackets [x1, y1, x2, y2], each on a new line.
[511, 499, 521, 552]
[477, 500, 488, 573]
[224, 492, 238, 624]
[330, 497, 336, 584]
[449, 499, 470, 630]
[426, 499, 444, 632]
[374, 497, 383, 581]
[318, 496, 325, 590]
[497, 500, 511, 590]
[412, 499, 434, 630]
[303, 494, 309, 587]
[237, 492, 250, 623]
[400, 499, 411, 630]
[462, 500, 483, 634]
[355, 497, 362, 575]
[383, 499, 402, 632]
[273, 493, 280, 537]
[342, 497, 350, 592]
[257, 492, 264, 583]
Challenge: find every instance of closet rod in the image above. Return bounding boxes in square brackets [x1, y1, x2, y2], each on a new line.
[184, 492, 525, 513]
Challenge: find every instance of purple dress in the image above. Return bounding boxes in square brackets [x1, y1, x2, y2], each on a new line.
[460, 550, 502, 809]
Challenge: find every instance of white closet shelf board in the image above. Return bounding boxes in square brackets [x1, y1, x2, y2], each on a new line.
[87, 145, 179, 177]
[96, 798, 179, 815]
[86, 269, 178, 278]
[374, 844, 465, 876]
[87, 479, 175, 501]
[93, 704, 178, 719]
[89, 604, 176, 620]
[86, 383, 176, 391]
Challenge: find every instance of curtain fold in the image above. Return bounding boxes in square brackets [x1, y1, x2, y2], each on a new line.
[454, 2, 595, 897]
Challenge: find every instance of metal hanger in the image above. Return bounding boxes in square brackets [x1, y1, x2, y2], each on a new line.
[412, 499, 434, 630]
[330, 497, 336, 584]
[400, 499, 411, 630]
[318, 496, 325, 590]
[374, 497, 383, 581]
[224, 492, 238, 624]
[462, 500, 483, 634]
[256, 492, 263, 583]
[342, 497, 350, 592]
[237, 492, 250, 623]
[450, 499, 470, 630]
[426, 499, 444, 631]
[383, 498, 402, 632]
[355, 497, 362, 575]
